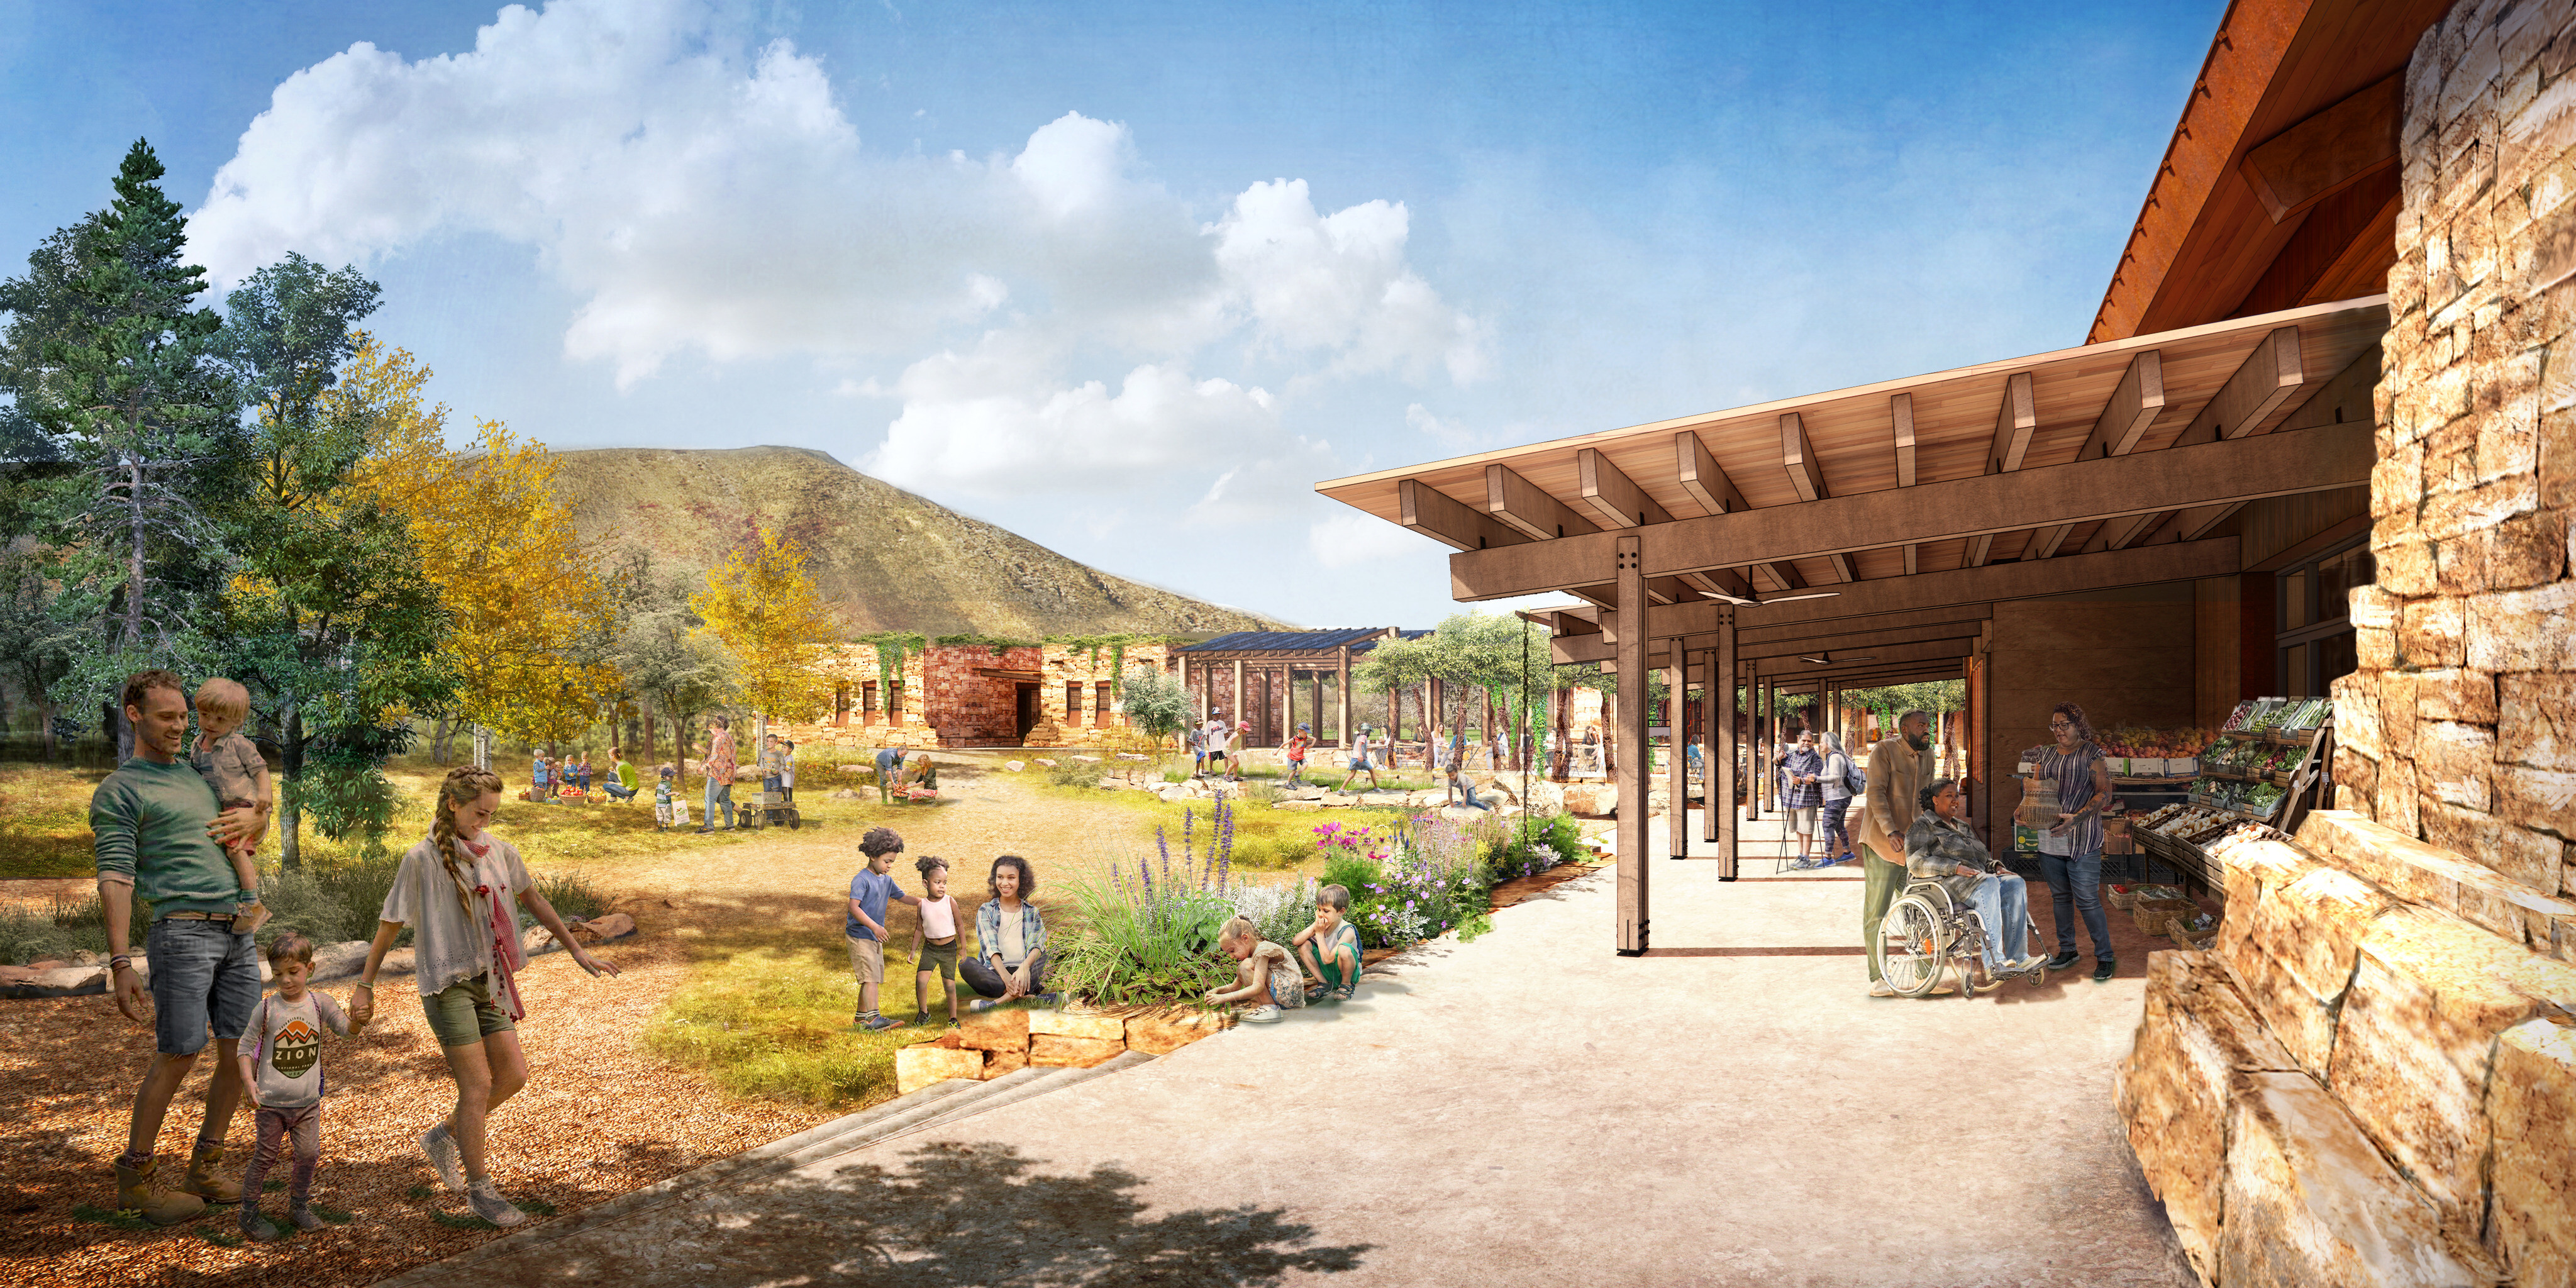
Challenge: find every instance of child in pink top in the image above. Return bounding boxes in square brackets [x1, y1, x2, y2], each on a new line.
[909, 856, 963, 1026]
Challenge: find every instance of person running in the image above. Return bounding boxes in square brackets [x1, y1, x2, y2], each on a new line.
[1336, 724, 1382, 794]
[1284, 724, 1313, 787]
[352, 766, 622, 1227]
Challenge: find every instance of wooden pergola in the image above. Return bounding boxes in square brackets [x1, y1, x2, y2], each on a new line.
[1172, 628, 1430, 748]
[1316, 295, 2387, 953]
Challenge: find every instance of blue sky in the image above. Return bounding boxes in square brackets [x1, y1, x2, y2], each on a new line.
[0, 0, 2225, 628]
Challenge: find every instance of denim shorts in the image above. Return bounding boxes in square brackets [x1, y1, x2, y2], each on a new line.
[148, 916, 262, 1057]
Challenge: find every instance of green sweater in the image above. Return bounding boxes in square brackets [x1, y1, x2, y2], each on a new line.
[91, 756, 240, 916]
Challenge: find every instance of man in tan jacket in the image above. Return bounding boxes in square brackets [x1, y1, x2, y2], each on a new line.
[1859, 711, 1936, 996]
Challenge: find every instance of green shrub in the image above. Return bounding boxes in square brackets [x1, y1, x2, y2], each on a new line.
[0, 904, 84, 965]
[1224, 831, 1314, 869]
[1046, 758, 1105, 788]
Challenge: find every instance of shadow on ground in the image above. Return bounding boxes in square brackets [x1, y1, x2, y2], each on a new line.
[489, 1140, 1375, 1287]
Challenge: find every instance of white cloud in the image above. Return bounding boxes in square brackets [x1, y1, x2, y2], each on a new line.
[1405, 402, 1481, 450]
[1306, 511, 1438, 569]
[186, 0, 1482, 398]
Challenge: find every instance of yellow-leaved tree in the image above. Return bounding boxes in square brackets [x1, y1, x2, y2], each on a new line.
[691, 526, 836, 738]
[337, 338, 625, 758]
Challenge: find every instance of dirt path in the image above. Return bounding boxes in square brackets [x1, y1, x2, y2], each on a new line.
[0, 756, 1196, 1287]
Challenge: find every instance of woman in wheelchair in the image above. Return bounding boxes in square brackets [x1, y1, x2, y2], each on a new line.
[1904, 778, 2047, 984]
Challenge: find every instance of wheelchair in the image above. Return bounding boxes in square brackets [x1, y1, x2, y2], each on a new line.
[1873, 872, 2046, 999]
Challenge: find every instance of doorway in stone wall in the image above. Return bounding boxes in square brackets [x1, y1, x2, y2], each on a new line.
[1015, 684, 1040, 742]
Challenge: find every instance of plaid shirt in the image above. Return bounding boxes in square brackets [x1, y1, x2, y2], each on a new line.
[975, 897, 1046, 968]
[1778, 747, 1824, 809]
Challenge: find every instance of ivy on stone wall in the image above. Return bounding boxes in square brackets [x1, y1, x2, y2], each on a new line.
[1045, 633, 1187, 695]
[857, 631, 928, 708]
[932, 632, 1038, 650]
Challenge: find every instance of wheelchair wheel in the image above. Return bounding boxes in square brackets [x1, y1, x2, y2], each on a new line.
[1877, 895, 1946, 997]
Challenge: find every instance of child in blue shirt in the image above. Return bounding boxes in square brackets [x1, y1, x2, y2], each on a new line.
[847, 826, 923, 1031]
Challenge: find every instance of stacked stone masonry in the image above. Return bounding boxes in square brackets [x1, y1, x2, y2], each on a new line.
[2120, 6, 2576, 1285]
[763, 641, 1177, 752]
[892, 1005, 1233, 1094]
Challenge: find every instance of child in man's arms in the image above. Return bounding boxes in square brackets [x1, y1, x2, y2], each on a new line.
[191, 678, 273, 935]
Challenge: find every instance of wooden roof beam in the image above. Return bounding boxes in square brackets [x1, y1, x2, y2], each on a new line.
[1485, 462, 1597, 541]
[1781, 412, 1828, 502]
[1399, 478, 1524, 553]
[1577, 448, 1672, 530]
[1675, 431, 1749, 514]
[1892, 392, 1919, 576]
[1564, 538, 2238, 645]
[2028, 523, 2077, 560]
[1568, 626, 1985, 670]
[2079, 349, 2167, 462]
[2180, 325, 2306, 445]
[2241, 71, 2402, 225]
[1968, 371, 2038, 567]
[1449, 421, 2362, 601]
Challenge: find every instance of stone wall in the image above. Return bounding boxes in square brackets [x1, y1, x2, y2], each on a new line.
[763, 640, 1175, 752]
[2119, 7, 2576, 1284]
[2336, 0, 2576, 918]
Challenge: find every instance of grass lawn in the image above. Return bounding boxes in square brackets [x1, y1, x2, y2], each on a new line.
[0, 749, 1442, 1110]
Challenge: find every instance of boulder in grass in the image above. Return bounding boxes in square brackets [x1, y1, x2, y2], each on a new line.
[895, 1043, 987, 1094]
[832, 788, 861, 801]
[1, 966, 106, 998]
[838, 764, 871, 774]
[1029, 1034, 1123, 1068]
[1004, 761, 1026, 773]
[569, 913, 637, 944]
[308, 941, 372, 982]
[1035, 758, 1058, 768]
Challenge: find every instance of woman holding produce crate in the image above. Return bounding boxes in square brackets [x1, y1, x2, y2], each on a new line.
[2035, 702, 2118, 981]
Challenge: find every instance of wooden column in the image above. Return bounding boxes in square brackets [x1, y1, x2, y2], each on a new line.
[1666, 651, 1689, 861]
[1389, 684, 1401, 764]
[1712, 607, 1737, 877]
[1616, 535, 1650, 953]
[1336, 646, 1352, 748]
[1230, 658, 1245, 731]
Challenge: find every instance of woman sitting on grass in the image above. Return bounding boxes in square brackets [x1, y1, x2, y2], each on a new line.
[1203, 916, 1302, 1023]
[963, 855, 1057, 1010]
[352, 766, 623, 1228]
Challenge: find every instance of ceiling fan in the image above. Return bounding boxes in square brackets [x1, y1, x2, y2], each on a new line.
[1799, 651, 1873, 664]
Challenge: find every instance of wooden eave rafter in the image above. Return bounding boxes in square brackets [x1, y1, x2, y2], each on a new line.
[1318, 296, 2382, 611]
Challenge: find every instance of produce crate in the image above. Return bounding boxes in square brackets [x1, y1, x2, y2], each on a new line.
[2132, 896, 2200, 936]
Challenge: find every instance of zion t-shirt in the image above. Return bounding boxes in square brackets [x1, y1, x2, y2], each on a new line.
[250, 991, 351, 1109]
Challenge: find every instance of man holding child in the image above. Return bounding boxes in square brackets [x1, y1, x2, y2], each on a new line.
[92, 670, 267, 1223]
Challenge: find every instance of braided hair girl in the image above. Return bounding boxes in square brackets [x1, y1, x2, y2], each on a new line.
[350, 759, 620, 1228]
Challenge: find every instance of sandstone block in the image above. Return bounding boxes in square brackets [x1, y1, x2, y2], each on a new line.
[2117, 952, 2300, 1282]
[895, 1043, 987, 1095]
[2423, 799, 2567, 899]
[2466, 579, 2576, 672]
[1563, 784, 1617, 816]
[2255, 865, 2404, 1006]
[1028, 1007, 1125, 1042]
[980, 1048, 1029, 1079]
[2336, 673, 2386, 759]
[2416, 720, 2498, 809]
[2221, 1070, 2501, 1288]
[2218, 838, 2319, 962]
[1123, 1007, 1233, 1055]
[2227, 935, 2345, 1078]
[2333, 747, 2382, 822]
[2411, 668, 2501, 724]
[1029, 1034, 1124, 1068]
[2330, 907, 2576, 1228]
[2299, 809, 2576, 938]
[2489, 1018, 2576, 1286]
[2401, 595, 2468, 665]
[955, 1006, 1031, 1053]
[2499, 673, 2576, 771]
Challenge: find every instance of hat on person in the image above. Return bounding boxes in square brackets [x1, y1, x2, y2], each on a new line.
[1297, 723, 1311, 731]
[1237, 720, 1252, 731]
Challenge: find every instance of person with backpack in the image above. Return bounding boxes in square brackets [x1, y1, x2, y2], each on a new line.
[1817, 731, 1860, 866]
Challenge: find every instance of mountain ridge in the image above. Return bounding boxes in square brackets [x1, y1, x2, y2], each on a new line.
[550, 445, 1292, 638]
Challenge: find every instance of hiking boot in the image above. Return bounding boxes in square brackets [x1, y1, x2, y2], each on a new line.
[467, 1179, 526, 1228]
[240, 1206, 282, 1241]
[114, 1157, 206, 1226]
[287, 1204, 328, 1231]
[421, 1123, 465, 1193]
[180, 1141, 241, 1204]
[231, 901, 273, 937]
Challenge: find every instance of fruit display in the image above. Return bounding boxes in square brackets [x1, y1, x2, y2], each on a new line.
[2096, 726, 2220, 759]
[2148, 806, 2230, 836]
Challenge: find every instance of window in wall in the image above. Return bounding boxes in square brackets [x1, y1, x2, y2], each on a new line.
[2277, 537, 2373, 699]
[862, 680, 879, 715]
[835, 684, 850, 727]
[1065, 682, 1081, 720]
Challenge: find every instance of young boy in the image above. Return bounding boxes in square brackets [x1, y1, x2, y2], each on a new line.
[780, 740, 797, 805]
[1204, 916, 1302, 1023]
[847, 827, 924, 1031]
[233, 932, 353, 1241]
[909, 856, 963, 1026]
[653, 765, 676, 830]
[191, 679, 273, 935]
[531, 750, 552, 804]
[1285, 723, 1313, 787]
[760, 735, 786, 800]
[1292, 884, 1364, 1003]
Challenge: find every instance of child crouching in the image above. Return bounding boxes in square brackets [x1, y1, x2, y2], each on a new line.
[234, 932, 353, 1241]
[1203, 916, 1304, 1023]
